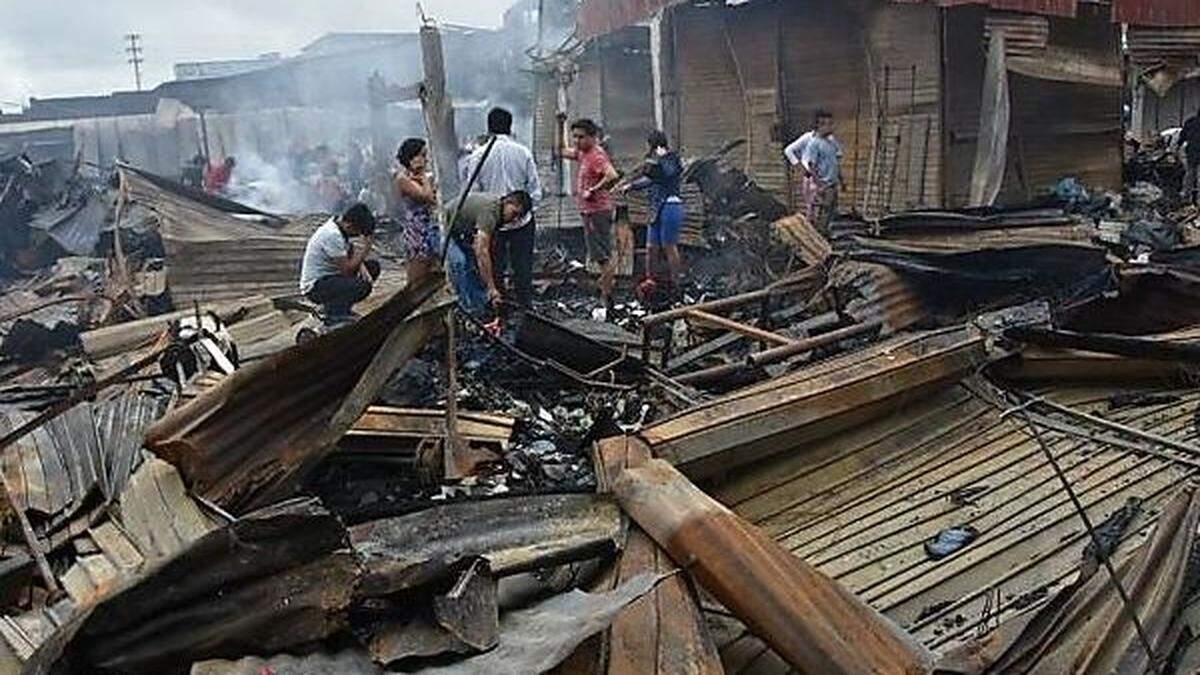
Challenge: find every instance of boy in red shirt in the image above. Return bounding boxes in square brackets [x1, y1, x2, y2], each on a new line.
[560, 117, 620, 312]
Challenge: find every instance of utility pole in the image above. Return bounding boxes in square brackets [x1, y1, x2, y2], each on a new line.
[125, 33, 144, 91]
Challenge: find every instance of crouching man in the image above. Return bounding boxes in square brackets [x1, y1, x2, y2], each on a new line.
[444, 191, 534, 315]
[299, 202, 381, 319]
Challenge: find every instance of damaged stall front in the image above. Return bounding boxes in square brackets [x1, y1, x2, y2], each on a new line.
[577, 0, 1123, 214]
[1123, 0, 1200, 143]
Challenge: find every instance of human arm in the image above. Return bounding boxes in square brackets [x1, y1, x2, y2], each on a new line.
[783, 136, 805, 166]
[524, 148, 544, 202]
[395, 172, 437, 205]
[334, 234, 374, 276]
[583, 161, 621, 200]
[555, 113, 579, 161]
[473, 229, 500, 303]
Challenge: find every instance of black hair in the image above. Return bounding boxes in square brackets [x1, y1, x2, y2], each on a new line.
[570, 118, 601, 138]
[814, 109, 833, 125]
[647, 130, 670, 150]
[503, 190, 534, 216]
[396, 138, 427, 170]
[488, 107, 514, 135]
[341, 202, 377, 235]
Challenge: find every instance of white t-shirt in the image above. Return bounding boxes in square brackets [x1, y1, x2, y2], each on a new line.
[300, 218, 349, 294]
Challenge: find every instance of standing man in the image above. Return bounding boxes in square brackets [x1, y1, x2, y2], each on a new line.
[463, 108, 543, 307]
[800, 110, 842, 233]
[203, 156, 236, 195]
[559, 117, 620, 312]
[444, 191, 535, 316]
[299, 202, 381, 319]
[1181, 109, 1200, 204]
[783, 119, 817, 209]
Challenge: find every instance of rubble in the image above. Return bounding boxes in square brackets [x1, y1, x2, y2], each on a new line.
[3, 2, 1200, 673]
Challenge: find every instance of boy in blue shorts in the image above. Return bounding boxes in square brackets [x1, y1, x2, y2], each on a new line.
[623, 130, 685, 298]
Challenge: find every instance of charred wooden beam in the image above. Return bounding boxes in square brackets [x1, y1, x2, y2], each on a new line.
[651, 326, 991, 480]
[611, 457, 933, 675]
[683, 309, 798, 347]
[558, 436, 723, 675]
[1005, 326, 1200, 362]
[351, 494, 624, 597]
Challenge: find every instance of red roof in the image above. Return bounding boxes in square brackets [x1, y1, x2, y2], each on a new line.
[1113, 0, 1200, 26]
[577, 0, 1200, 39]
[578, 0, 686, 40]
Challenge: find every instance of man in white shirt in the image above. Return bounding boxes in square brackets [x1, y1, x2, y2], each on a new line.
[299, 202, 380, 317]
[462, 108, 543, 306]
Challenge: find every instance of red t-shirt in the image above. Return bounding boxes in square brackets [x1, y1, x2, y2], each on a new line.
[575, 145, 614, 214]
[203, 163, 232, 194]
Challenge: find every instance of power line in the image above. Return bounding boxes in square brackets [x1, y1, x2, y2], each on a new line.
[125, 33, 144, 91]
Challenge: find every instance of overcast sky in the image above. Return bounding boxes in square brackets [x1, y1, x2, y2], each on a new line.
[0, 0, 514, 112]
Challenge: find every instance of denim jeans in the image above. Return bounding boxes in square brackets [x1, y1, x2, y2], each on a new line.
[447, 237, 489, 315]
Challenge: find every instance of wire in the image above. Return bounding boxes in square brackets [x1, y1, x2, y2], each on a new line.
[1012, 401, 1163, 675]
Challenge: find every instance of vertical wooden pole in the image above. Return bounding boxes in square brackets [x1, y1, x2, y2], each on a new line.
[420, 23, 462, 202]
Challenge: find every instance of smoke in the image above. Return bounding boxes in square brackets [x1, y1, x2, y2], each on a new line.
[222, 152, 312, 214]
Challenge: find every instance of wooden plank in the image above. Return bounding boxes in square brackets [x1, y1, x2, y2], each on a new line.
[643, 328, 988, 480]
[611, 458, 932, 675]
[89, 521, 144, 573]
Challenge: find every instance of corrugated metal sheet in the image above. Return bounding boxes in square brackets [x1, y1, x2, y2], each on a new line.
[673, 2, 789, 203]
[0, 390, 165, 548]
[0, 457, 216, 665]
[894, 0, 1077, 17]
[707, 379, 1200, 660]
[578, 0, 688, 40]
[1114, 0, 1200, 27]
[119, 165, 309, 304]
[1128, 26, 1200, 64]
[26, 195, 108, 257]
[943, 7, 1122, 206]
[143, 276, 447, 514]
[984, 12, 1051, 56]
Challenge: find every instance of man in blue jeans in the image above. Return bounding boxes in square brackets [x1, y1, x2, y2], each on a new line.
[444, 190, 534, 316]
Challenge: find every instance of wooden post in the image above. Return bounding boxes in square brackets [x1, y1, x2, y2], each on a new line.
[611, 457, 933, 675]
[420, 23, 461, 201]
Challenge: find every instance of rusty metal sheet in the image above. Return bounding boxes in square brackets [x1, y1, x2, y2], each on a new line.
[938, 486, 1199, 673]
[1115, 0, 1200, 27]
[578, 0, 688, 40]
[707, 379, 1200, 654]
[0, 390, 165, 545]
[1128, 26, 1200, 64]
[45, 498, 356, 674]
[894, 0, 1077, 17]
[827, 261, 927, 333]
[118, 164, 308, 305]
[144, 275, 447, 514]
[351, 494, 623, 597]
[984, 12, 1050, 56]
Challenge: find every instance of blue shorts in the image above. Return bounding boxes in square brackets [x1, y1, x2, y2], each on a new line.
[648, 200, 683, 247]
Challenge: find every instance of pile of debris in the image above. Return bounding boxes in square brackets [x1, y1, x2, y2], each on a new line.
[0, 154, 1197, 674]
